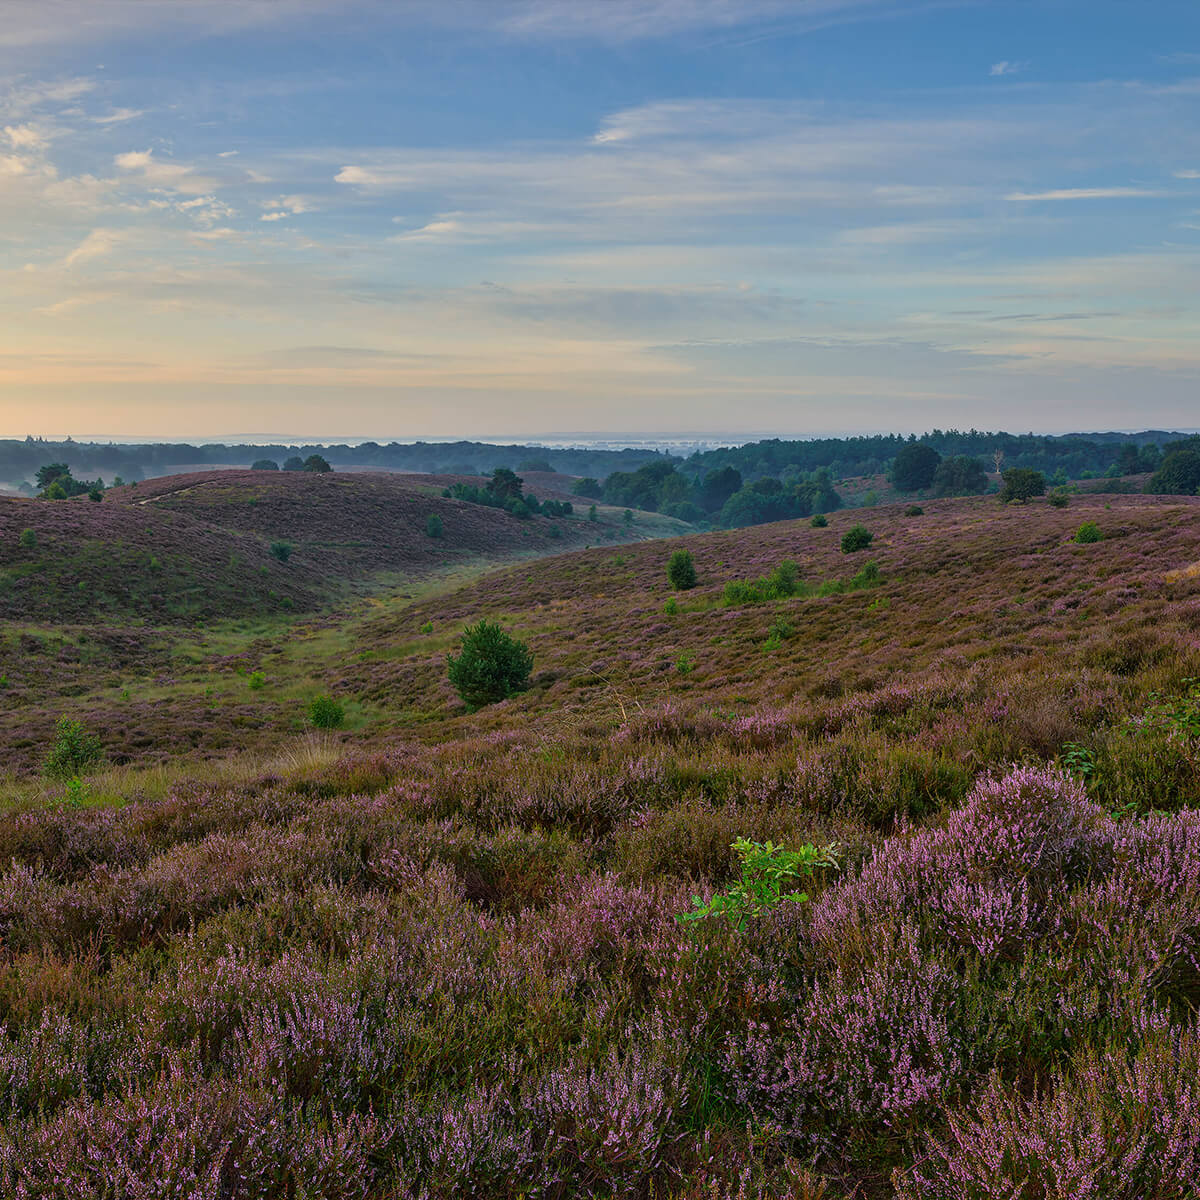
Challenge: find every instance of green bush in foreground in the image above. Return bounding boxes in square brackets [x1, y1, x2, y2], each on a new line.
[1074, 521, 1102, 544]
[43, 717, 104, 780]
[680, 838, 840, 930]
[667, 549, 697, 590]
[447, 619, 534, 709]
[308, 694, 345, 729]
[841, 524, 874, 553]
[18, 528, 36, 548]
[425, 514, 444, 539]
[810, 513, 828, 528]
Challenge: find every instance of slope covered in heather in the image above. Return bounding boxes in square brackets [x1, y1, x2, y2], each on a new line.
[1, 491, 1200, 1196]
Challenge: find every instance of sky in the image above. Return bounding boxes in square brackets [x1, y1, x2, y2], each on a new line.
[1, 0, 1198, 440]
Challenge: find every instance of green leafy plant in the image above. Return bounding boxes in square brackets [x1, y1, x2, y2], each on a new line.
[43, 717, 104, 780]
[426, 514, 444, 538]
[1048, 490, 1070, 508]
[905, 505, 924, 517]
[675, 652, 696, 676]
[248, 671, 266, 690]
[810, 513, 828, 528]
[663, 596, 678, 616]
[447, 619, 534, 708]
[18, 527, 36, 549]
[1074, 521, 1102, 544]
[420, 621, 434, 634]
[841, 524, 874, 553]
[62, 777, 91, 808]
[269, 541, 293, 562]
[308, 694, 345, 729]
[1060, 741, 1096, 779]
[667, 549, 697, 590]
[680, 838, 840, 930]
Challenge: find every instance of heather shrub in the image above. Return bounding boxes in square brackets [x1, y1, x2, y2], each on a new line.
[668, 549, 698, 590]
[42, 718, 104, 780]
[447, 620, 534, 709]
[840, 525, 873, 553]
[898, 1027, 1200, 1199]
[1073, 520, 1102, 544]
[308, 694, 345, 729]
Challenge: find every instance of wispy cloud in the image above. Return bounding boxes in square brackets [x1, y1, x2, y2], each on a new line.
[989, 60, 1026, 77]
[1006, 187, 1169, 201]
[61, 227, 123, 268]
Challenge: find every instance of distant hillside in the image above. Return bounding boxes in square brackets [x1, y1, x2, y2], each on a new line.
[105, 470, 600, 576]
[0, 496, 320, 625]
[1, 469, 683, 628]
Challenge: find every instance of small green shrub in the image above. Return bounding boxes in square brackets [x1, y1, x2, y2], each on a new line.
[588, 505, 598, 522]
[87, 487, 103, 502]
[425, 514, 444, 539]
[1074, 521, 1102, 544]
[18, 528, 36, 549]
[623, 509, 634, 525]
[841, 524, 874, 553]
[248, 671, 266, 690]
[43, 717, 104, 780]
[447, 619, 534, 709]
[420, 621, 433, 634]
[850, 559, 881, 588]
[308, 694, 345, 729]
[1048, 490, 1070, 508]
[676, 652, 696, 676]
[667, 549, 697, 590]
[269, 541, 293, 562]
[905, 505, 924, 517]
[810, 513, 828, 528]
[679, 838, 840, 930]
[663, 597, 678, 616]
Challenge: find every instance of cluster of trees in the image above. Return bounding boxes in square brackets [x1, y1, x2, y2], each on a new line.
[889, 444, 989, 496]
[596, 461, 842, 527]
[446, 468, 573, 521]
[1146, 436, 1200, 496]
[253, 455, 331, 473]
[35, 463, 105, 501]
[688, 429, 1171, 483]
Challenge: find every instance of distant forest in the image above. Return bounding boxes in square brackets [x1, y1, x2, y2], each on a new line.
[0, 429, 1183, 491]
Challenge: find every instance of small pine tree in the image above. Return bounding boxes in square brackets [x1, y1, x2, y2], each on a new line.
[840, 524, 874, 553]
[667, 549, 697, 590]
[810, 514, 828, 528]
[269, 541, 292, 562]
[426, 514, 444, 538]
[1074, 521, 1102, 544]
[18, 528, 36, 548]
[447, 619, 533, 709]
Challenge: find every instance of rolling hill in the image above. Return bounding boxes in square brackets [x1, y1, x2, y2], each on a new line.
[1, 490, 1200, 1196]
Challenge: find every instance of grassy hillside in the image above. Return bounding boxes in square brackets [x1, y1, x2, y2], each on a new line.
[1, 492, 1200, 1194]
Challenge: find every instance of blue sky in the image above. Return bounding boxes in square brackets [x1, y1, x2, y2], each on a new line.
[1, 0, 1198, 439]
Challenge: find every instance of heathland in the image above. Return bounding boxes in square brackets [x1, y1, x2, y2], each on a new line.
[1, 475, 1199, 1196]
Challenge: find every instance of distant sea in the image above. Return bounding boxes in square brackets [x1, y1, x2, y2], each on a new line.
[66, 432, 782, 455]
